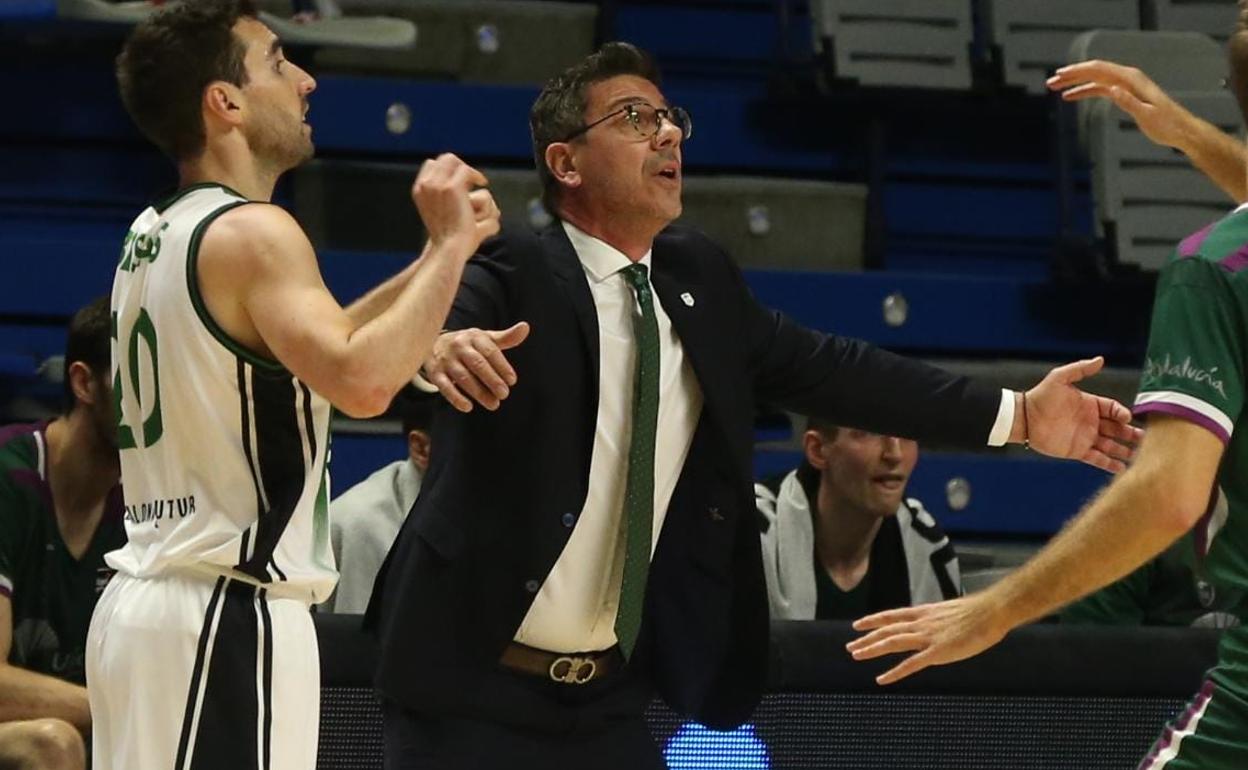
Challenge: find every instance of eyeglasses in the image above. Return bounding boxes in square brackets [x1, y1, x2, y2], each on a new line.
[562, 102, 693, 143]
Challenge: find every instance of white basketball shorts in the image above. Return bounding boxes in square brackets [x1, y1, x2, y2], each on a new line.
[86, 571, 320, 770]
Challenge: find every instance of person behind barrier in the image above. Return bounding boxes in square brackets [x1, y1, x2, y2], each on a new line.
[0, 296, 124, 770]
[850, 7, 1248, 769]
[367, 40, 1140, 769]
[756, 418, 960, 621]
[322, 389, 433, 614]
[90, 1, 501, 768]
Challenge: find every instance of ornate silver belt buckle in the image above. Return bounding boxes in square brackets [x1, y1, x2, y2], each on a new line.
[548, 655, 597, 684]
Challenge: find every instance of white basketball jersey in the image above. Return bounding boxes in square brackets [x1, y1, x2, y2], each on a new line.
[108, 184, 336, 604]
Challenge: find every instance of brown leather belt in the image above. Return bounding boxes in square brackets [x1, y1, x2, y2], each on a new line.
[499, 642, 622, 685]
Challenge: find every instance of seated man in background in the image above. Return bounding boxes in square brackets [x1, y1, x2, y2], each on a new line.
[322, 388, 433, 614]
[0, 296, 125, 770]
[1061, 541, 1243, 629]
[756, 416, 960, 621]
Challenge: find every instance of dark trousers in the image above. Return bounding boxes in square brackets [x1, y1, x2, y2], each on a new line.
[381, 661, 665, 770]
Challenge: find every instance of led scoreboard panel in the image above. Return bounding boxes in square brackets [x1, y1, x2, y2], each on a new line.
[316, 617, 1221, 769]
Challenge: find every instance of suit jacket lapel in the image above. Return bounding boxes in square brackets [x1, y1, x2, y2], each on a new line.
[650, 240, 724, 426]
[542, 223, 600, 370]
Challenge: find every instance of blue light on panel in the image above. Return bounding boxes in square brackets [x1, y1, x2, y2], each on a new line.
[664, 722, 770, 769]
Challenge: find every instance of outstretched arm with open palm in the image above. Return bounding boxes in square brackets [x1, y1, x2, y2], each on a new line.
[1016, 356, 1141, 473]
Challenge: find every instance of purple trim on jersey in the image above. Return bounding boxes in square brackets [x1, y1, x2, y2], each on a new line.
[1219, 244, 1248, 273]
[0, 585, 11, 599]
[1138, 680, 1215, 769]
[1133, 402, 1230, 445]
[6, 469, 53, 514]
[0, 421, 38, 449]
[1179, 224, 1216, 258]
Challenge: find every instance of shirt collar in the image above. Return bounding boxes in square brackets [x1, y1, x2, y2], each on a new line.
[561, 220, 653, 284]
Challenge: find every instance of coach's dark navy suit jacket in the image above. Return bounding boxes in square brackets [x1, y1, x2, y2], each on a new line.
[367, 222, 1000, 727]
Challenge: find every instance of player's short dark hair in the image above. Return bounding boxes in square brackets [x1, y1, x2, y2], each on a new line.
[806, 415, 840, 441]
[116, 0, 257, 161]
[1230, 2, 1248, 125]
[529, 42, 661, 216]
[64, 295, 112, 412]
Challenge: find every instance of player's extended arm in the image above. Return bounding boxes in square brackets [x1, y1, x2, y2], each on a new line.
[847, 415, 1222, 684]
[0, 596, 90, 736]
[1049, 60, 1247, 203]
[199, 154, 499, 418]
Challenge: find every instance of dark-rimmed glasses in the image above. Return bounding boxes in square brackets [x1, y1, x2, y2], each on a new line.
[561, 102, 693, 143]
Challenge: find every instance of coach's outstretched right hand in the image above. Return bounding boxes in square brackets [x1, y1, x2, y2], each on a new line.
[424, 322, 531, 412]
[412, 153, 501, 257]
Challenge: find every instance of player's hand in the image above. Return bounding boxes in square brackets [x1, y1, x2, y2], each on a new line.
[846, 596, 1009, 685]
[1047, 60, 1196, 152]
[411, 154, 500, 255]
[1022, 357, 1142, 473]
[423, 322, 531, 412]
[468, 188, 501, 241]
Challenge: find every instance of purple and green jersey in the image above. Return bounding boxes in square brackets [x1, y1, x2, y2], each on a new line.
[1135, 206, 1248, 590]
[1133, 206, 1248, 768]
[0, 422, 125, 683]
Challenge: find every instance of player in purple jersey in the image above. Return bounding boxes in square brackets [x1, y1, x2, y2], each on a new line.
[850, 5, 1248, 767]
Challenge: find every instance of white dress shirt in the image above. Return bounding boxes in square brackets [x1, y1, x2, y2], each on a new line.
[514, 222, 703, 652]
[514, 222, 1016, 652]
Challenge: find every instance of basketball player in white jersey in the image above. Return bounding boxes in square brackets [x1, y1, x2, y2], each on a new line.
[85, 2, 509, 768]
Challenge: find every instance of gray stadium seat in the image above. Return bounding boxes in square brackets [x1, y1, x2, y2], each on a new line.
[293, 162, 868, 271]
[809, 0, 974, 90]
[1068, 30, 1241, 270]
[312, 0, 596, 84]
[1067, 29, 1227, 91]
[679, 177, 867, 271]
[57, 0, 417, 49]
[1142, 0, 1240, 43]
[1067, 30, 1227, 137]
[979, 0, 1140, 93]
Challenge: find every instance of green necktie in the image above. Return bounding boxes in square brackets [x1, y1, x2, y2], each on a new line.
[615, 263, 660, 660]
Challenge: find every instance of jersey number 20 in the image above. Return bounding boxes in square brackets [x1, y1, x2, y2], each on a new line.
[112, 309, 164, 449]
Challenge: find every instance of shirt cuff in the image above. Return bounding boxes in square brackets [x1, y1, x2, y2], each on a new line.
[987, 389, 1015, 447]
[411, 371, 439, 394]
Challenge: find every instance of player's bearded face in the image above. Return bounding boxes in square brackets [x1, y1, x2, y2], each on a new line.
[235, 20, 316, 171]
[245, 96, 313, 170]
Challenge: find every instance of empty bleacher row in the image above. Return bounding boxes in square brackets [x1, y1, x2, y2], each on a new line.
[815, 0, 1238, 93]
[3, 0, 1244, 547]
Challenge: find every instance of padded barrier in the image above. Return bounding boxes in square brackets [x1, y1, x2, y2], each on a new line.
[315, 615, 1221, 769]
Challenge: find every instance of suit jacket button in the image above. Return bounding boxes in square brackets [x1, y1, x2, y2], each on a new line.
[708, 506, 724, 521]
[561, 512, 576, 527]
[524, 579, 541, 593]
